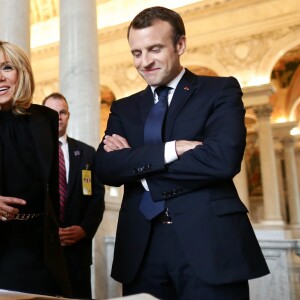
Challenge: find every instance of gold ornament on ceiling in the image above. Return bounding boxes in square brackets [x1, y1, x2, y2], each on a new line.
[271, 45, 300, 89]
[30, 0, 59, 24]
[30, 0, 110, 24]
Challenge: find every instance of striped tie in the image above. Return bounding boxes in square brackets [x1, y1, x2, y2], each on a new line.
[58, 142, 67, 223]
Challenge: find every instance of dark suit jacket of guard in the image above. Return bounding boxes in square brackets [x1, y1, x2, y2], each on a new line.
[95, 69, 270, 285]
[0, 104, 71, 297]
[62, 137, 105, 284]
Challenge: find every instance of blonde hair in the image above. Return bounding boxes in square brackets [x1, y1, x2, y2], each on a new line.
[0, 40, 35, 115]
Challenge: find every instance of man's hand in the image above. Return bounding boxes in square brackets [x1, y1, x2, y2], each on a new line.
[103, 134, 131, 152]
[59, 225, 86, 246]
[175, 140, 203, 157]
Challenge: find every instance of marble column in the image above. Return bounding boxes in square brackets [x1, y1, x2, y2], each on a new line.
[253, 105, 284, 225]
[273, 122, 300, 226]
[274, 146, 287, 222]
[0, 0, 30, 54]
[59, 0, 100, 148]
[282, 137, 300, 226]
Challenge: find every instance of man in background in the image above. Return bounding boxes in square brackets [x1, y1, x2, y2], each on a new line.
[43, 92, 105, 299]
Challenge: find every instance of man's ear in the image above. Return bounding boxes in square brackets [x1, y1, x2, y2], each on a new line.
[177, 36, 186, 56]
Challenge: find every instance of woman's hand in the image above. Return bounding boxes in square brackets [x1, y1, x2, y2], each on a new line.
[0, 196, 26, 221]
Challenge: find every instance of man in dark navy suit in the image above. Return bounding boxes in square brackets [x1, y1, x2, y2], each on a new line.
[95, 6, 269, 300]
[43, 93, 105, 299]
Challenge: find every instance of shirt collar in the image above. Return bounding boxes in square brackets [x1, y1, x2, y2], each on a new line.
[59, 134, 67, 145]
[150, 68, 186, 94]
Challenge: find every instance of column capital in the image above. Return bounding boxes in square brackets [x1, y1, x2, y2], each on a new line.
[272, 121, 297, 141]
[281, 137, 296, 147]
[252, 104, 273, 119]
[242, 84, 274, 108]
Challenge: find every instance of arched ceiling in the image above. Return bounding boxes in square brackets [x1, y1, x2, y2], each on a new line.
[271, 45, 300, 89]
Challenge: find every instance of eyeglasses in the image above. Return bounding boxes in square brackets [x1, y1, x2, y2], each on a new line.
[0, 63, 16, 73]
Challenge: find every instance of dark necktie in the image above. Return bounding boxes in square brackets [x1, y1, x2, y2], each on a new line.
[58, 142, 67, 222]
[139, 86, 171, 220]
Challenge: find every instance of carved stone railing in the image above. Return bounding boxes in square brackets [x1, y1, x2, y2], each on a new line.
[250, 239, 300, 300]
[104, 235, 300, 300]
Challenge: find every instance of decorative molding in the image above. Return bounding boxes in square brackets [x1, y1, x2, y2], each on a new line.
[31, 43, 59, 59]
[178, 0, 260, 19]
[187, 26, 299, 73]
[100, 63, 144, 92]
[98, 24, 128, 43]
[30, 0, 59, 24]
[243, 84, 274, 97]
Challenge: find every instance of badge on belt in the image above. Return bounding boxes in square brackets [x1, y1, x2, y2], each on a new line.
[82, 164, 92, 195]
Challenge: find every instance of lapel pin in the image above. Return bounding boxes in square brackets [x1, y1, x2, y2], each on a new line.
[74, 150, 80, 156]
[184, 86, 189, 91]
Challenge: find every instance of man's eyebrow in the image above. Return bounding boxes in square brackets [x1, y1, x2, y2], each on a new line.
[131, 44, 164, 53]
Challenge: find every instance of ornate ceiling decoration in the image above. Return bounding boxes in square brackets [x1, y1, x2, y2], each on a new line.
[30, 0, 59, 24]
[271, 45, 300, 89]
[30, 0, 110, 24]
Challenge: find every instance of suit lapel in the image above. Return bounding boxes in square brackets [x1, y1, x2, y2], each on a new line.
[29, 106, 53, 184]
[67, 137, 81, 197]
[165, 70, 200, 141]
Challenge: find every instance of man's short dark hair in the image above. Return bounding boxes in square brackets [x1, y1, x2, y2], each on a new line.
[127, 6, 186, 47]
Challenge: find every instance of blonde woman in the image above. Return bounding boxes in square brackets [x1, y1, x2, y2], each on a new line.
[0, 40, 71, 297]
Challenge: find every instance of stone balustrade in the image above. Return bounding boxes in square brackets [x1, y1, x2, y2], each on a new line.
[104, 232, 300, 300]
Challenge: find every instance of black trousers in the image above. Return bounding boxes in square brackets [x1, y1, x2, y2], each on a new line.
[123, 222, 249, 300]
[0, 219, 60, 297]
[63, 246, 92, 299]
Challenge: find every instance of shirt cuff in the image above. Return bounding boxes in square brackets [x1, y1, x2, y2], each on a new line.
[141, 178, 149, 191]
[164, 141, 178, 164]
[141, 141, 178, 191]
